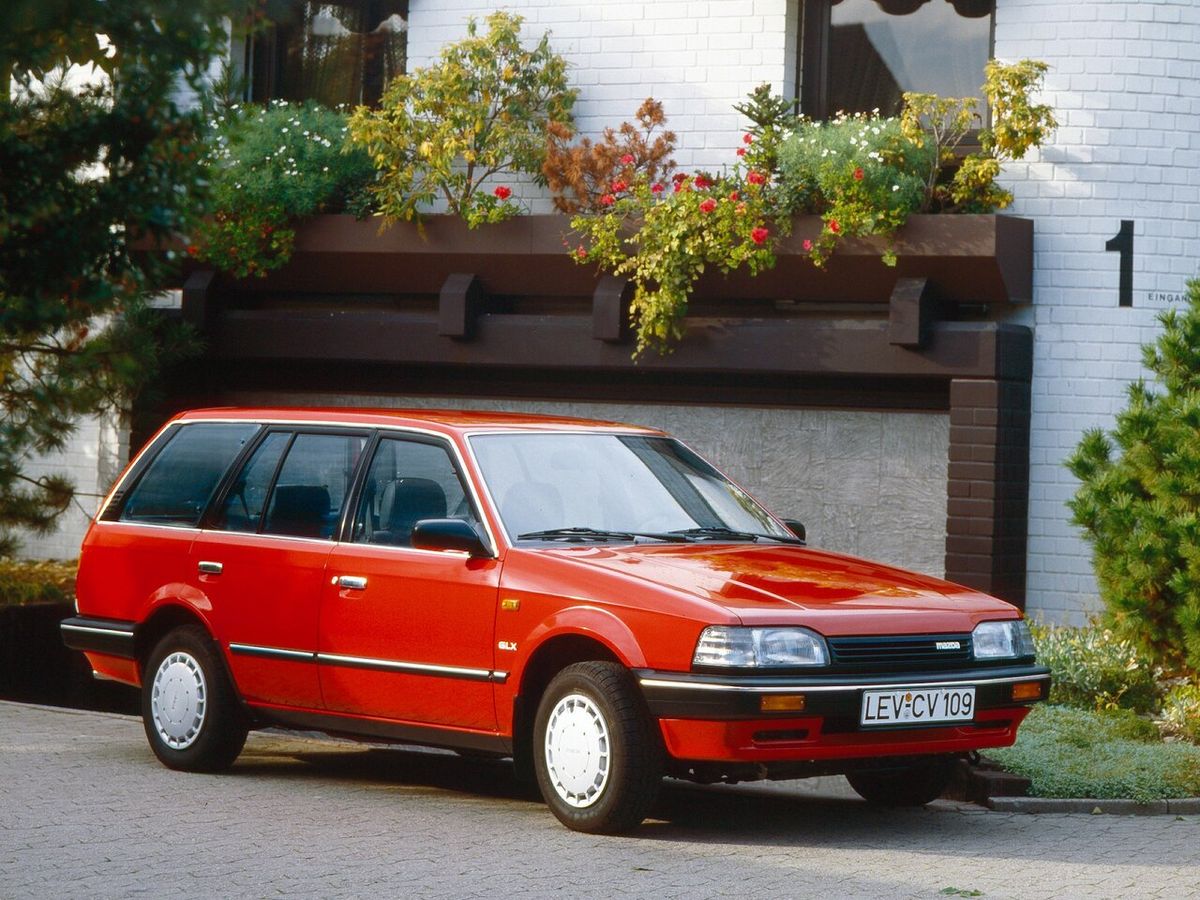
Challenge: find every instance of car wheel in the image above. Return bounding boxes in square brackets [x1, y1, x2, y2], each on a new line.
[141, 625, 248, 773]
[533, 661, 663, 834]
[845, 756, 956, 807]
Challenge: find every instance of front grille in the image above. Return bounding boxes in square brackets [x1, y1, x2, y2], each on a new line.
[827, 634, 973, 672]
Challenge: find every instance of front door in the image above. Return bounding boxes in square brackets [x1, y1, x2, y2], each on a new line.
[318, 434, 501, 732]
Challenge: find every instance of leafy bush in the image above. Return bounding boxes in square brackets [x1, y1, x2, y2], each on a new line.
[1159, 682, 1200, 743]
[543, 99, 676, 214]
[987, 705, 1200, 802]
[1031, 622, 1162, 713]
[349, 11, 575, 228]
[0, 558, 77, 607]
[195, 101, 375, 277]
[1068, 277, 1200, 674]
[568, 152, 782, 355]
[778, 113, 933, 266]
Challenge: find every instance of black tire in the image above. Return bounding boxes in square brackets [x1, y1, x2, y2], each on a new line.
[846, 756, 956, 807]
[141, 625, 248, 773]
[533, 661, 663, 834]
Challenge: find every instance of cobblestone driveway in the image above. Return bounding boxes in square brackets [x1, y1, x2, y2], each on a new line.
[1, 701, 1197, 899]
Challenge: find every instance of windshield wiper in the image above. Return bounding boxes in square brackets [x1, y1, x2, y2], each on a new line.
[668, 526, 803, 544]
[517, 526, 680, 543]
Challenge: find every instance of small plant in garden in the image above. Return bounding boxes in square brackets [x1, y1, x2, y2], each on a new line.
[543, 99, 676, 214]
[0, 558, 77, 607]
[1031, 622, 1161, 713]
[569, 145, 783, 355]
[1158, 682, 1200, 743]
[196, 101, 374, 277]
[778, 113, 934, 266]
[349, 11, 575, 228]
[1068, 277, 1200, 674]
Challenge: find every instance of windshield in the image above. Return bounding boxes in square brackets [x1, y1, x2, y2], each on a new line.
[469, 433, 794, 543]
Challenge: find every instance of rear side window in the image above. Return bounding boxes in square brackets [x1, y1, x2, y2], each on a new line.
[119, 423, 259, 527]
[213, 431, 290, 533]
[262, 433, 367, 539]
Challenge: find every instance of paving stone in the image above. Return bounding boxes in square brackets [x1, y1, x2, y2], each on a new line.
[1, 701, 1198, 900]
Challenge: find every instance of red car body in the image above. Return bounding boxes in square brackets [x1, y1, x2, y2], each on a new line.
[63, 408, 1048, 832]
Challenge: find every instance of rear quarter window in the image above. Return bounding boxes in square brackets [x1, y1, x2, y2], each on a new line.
[117, 423, 260, 527]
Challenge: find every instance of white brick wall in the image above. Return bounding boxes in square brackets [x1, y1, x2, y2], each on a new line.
[994, 0, 1200, 623]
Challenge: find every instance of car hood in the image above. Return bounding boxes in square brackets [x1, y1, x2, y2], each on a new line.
[528, 542, 1017, 635]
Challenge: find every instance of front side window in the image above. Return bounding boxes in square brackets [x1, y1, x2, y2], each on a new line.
[800, 0, 994, 119]
[352, 437, 478, 547]
[262, 432, 367, 539]
[249, 0, 408, 108]
[470, 433, 793, 543]
[214, 431, 290, 533]
[119, 424, 260, 527]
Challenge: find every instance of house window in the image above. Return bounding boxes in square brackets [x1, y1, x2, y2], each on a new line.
[798, 0, 994, 120]
[249, 1, 408, 108]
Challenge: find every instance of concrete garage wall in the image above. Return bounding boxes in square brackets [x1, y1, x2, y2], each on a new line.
[229, 392, 949, 578]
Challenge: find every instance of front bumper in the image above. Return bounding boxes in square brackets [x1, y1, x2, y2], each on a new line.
[635, 664, 1050, 763]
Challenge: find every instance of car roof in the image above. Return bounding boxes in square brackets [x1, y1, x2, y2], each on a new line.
[173, 406, 665, 436]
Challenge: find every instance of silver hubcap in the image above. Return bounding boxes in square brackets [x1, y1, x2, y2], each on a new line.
[151, 651, 207, 750]
[544, 692, 611, 808]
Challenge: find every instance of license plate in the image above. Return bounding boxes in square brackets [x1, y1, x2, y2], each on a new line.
[860, 686, 975, 726]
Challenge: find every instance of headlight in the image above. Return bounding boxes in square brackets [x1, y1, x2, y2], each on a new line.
[693, 625, 829, 668]
[972, 619, 1036, 660]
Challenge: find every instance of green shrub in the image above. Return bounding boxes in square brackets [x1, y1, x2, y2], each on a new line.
[988, 705, 1200, 802]
[349, 11, 575, 228]
[196, 101, 375, 277]
[0, 558, 77, 606]
[1159, 682, 1200, 743]
[777, 113, 933, 266]
[1067, 277, 1200, 674]
[1031, 622, 1161, 713]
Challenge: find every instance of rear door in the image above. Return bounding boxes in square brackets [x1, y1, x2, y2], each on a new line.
[194, 428, 369, 710]
[318, 433, 502, 731]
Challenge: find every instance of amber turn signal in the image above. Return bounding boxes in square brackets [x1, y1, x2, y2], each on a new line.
[1011, 681, 1043, 701]
[760, 694, 806, 712]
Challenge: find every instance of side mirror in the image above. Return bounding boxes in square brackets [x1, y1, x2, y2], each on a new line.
[411, 519, 491, 557]
[782, 519, 806, 543]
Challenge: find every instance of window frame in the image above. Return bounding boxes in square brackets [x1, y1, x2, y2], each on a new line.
[797, 0, 996, 124]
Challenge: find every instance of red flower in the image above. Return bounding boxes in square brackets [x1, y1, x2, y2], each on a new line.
[620, 153, 635, 165]
[747, 171, 766, 185]
[853, 167, 864, 181]
[186, 244, 199, 257]
[494, 185, 512, 200]
[674, 181, 688, 193]
[611, 179, 627, 193]
[651, 182, 664, 194]
[694, 174, 711, 189]
[750, 227, 769, 245]
[672, 172, 688, 184]
[743, 133, 753, 144]
[699, 198, 717, 213]
[828, 219, 841, 234]
[736, 147, 746, 157]
[802, 239, 813, 251]
[728, 191, 740, 201]
[599, 193, 615, 207]
[576, 246, 588, 260]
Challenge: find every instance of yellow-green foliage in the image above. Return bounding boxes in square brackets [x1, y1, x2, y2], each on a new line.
[1031, 622, 1161, 713]
[0, 558, 77, 606]
[348, 12, 575, 228]
[1159, 682, 1200, 743]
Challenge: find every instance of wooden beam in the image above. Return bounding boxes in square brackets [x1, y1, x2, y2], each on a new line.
[438, 273, 486, 339]
[592, 276, 632, 343]
[888, 277, 937, 348]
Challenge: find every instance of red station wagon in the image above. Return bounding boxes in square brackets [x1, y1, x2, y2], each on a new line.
[62, 408, 1048, 833]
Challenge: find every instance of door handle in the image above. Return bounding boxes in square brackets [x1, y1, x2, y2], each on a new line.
[337, 575, 368, 590]
[198, 561, 223, 576]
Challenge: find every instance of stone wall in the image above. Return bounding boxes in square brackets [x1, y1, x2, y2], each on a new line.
[228, 392, 950, 578]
